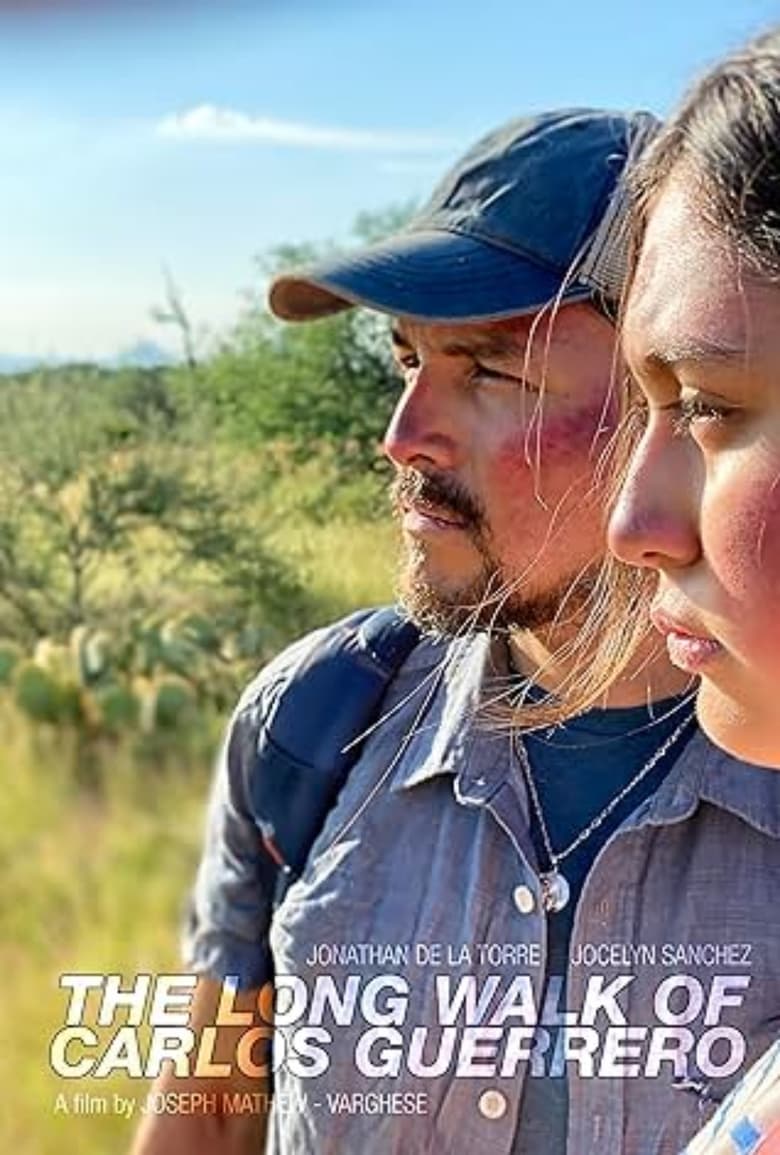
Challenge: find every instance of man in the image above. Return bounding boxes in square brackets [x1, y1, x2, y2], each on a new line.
[131, 110, 780, 1155]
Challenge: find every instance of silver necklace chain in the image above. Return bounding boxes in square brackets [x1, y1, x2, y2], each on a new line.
[514, 712, 694, 911]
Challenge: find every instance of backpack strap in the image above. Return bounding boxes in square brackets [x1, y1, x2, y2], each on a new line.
[246, 606, 421, 904]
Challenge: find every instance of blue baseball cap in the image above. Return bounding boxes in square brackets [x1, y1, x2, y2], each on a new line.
[268, 108, 659, 324]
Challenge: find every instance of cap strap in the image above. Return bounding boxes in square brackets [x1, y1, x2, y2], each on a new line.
[577, 112, 660, 304]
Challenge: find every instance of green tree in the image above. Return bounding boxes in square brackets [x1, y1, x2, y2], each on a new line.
[194, 205, 416, 476]
[0, 371, 307, 646]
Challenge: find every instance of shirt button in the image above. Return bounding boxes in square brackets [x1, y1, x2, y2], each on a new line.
[478, 1089, 507, 1120]
[513, 884, 536, 914]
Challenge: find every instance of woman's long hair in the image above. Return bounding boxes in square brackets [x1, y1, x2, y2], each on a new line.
[502, 26, 780, 733]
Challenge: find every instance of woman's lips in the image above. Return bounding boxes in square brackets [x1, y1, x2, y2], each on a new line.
[664, 633, 723, 674]
[651, 606, 724, 674]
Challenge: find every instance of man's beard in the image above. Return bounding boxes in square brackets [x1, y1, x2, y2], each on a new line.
[391, 469, 594, 639]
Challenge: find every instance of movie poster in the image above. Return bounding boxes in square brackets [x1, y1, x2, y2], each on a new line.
[4, 4, 780, 1155]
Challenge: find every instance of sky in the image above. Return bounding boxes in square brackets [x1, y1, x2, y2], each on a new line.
[1, 0, 778, 363]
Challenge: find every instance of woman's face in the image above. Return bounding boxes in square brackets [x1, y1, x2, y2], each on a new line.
[609, 172, 780, 767]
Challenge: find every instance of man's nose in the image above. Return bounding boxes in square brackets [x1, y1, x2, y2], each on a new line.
[382, 369, 460, 472]
[608, 428, 702, 571]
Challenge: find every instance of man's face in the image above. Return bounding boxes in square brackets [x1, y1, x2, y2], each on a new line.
[384, 303, 619, 635]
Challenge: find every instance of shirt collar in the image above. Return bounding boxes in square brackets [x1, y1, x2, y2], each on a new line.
[638, 728, 780, 839]
[389, 631, 506, 793]
[390, 633, 780, 840]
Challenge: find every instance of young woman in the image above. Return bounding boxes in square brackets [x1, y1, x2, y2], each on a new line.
[609, 28, 780, 772]
[608, 28, 780, 1155]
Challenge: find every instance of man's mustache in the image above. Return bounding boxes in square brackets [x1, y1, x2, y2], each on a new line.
[390, 470, 485, 531]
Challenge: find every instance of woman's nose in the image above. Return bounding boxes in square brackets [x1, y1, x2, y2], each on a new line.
[608, 429, 703, 571]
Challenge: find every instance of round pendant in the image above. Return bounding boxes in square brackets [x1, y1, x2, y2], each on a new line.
[540, 870, 570, 913]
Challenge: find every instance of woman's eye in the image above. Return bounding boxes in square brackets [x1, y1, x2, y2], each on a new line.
[671, 396, 732, 435]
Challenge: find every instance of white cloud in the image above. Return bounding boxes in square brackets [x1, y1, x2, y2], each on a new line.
[156, 104, 457, 153]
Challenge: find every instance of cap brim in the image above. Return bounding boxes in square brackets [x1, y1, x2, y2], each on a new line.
[268, 229, 591, 323]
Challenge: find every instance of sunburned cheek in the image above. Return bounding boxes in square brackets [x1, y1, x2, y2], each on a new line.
[755, 477, 780, 587]
[542, 402, 616, 458]
[709, 476, 780, 601]
[492, 400, 614, 474]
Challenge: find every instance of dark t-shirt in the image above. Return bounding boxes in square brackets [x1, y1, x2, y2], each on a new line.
[512, 693, 695, 1153]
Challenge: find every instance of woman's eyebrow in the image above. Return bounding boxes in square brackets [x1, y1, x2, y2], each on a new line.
[641, 334, 747, 369]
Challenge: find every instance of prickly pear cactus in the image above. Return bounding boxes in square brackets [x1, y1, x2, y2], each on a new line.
[33, 639, 73, 681]
[2, 608, 264, 738]
[70, 626, 111, 685]
[139, 675, 197, 732]
[158, 620, 201, 678]
[172, 612, 221, 654]
[0, 641, 21, 684]
[13, 661, 81, 724]
[92, 683, 141, 733]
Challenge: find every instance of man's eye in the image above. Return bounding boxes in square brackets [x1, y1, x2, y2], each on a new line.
[470, 361, 533, 388]
[472, 362, 508, 381]
[397, 354, 419, 373]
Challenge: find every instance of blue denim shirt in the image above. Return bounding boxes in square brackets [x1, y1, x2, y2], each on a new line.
[185, 624, 780, 1154]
